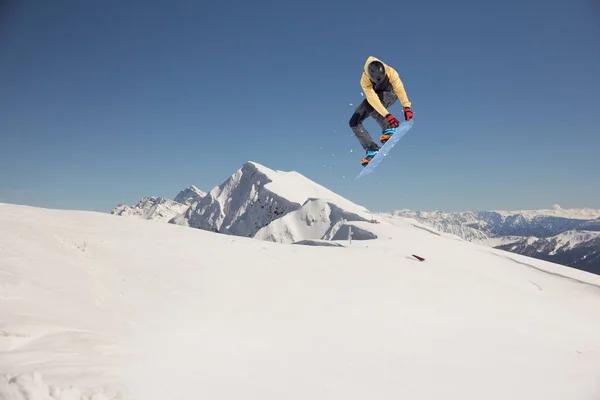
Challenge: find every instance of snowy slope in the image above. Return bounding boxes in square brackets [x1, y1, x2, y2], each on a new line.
[497, 231, 600, 275]
[111, 197, 188, 222]
[254, 199, 376, 243]
[2, 202, 600, 400]
[500, 231, 600, 255]
[548, 230, 600, 253]
[173, 161, 368, 237]
[173, 185, 206, 205]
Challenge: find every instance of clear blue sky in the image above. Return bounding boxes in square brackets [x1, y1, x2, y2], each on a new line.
[1, 0, 599, 213]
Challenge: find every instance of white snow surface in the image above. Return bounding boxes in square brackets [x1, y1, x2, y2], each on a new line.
[254, 198, 374, 243]
[111, 197, 188, 222]
[2, 202, 600, 399]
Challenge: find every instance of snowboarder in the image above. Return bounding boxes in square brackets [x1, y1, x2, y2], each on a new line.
[349, 56, 414, 166]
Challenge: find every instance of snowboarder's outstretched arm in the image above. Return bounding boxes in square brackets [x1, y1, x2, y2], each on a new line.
[387, 66, 411, 109]
[387, 66, 414, 122]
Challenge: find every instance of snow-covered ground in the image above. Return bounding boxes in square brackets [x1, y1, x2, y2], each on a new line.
[2, 202, 600, 399]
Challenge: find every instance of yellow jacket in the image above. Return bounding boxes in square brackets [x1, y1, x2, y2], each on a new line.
[361, 56, 411, 117]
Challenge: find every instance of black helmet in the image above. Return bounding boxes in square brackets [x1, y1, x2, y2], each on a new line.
[367, 61, 386, 83]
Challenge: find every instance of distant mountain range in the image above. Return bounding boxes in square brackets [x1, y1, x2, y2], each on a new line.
[110, 163, 600, 275]
[393, 208, 600, 275]
[112, 186, 206, 222]
[112, 197, 189, 222]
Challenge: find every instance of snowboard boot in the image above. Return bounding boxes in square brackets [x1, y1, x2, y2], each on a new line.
[379, 128, 397, 145]
[361, 149, 379, 167]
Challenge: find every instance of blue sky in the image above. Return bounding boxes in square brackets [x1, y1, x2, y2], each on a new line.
[1, 0, 599, 213]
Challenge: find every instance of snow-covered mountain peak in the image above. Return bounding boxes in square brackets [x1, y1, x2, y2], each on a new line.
[172, 161, 369, 238]
[238, 161, 367, 212]
[174, 185, 206, 205]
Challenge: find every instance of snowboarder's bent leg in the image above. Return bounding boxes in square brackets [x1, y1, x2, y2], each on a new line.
[349, 100, 380, 152]
[372, 91, 398, 144]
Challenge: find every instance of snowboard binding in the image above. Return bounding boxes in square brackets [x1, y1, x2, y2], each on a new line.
[361, 150, 379, 167]
[379, 128, 396, 144]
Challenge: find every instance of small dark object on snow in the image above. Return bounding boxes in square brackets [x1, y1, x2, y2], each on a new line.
[412, 254, 425, 262]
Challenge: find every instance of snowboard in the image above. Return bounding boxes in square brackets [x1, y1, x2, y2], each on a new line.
[355, 118, 414, 180]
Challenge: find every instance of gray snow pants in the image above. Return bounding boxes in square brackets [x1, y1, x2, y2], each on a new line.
[349, 91, 398, 151]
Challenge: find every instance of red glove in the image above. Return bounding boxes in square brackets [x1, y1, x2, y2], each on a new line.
[404, 107, 414, 121]
[385, 114, 399, 128]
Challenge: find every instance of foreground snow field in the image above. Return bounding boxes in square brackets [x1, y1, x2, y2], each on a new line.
[1, 202, 600, 399]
